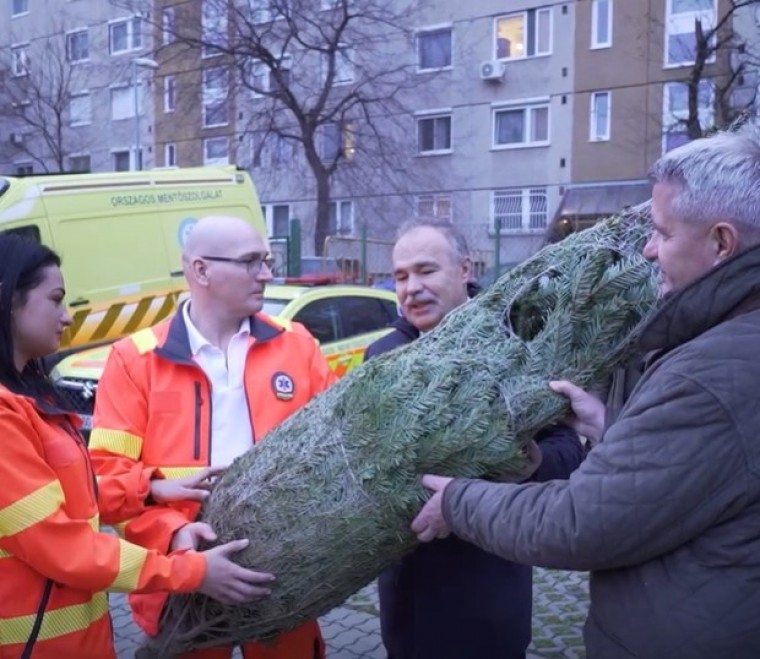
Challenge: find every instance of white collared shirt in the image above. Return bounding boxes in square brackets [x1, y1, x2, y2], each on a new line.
[182, 303, 254, 467]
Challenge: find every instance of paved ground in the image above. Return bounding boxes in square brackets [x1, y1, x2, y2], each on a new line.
[113, 568, 589, 658]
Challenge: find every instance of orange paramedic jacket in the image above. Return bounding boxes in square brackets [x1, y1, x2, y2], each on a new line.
[0, 385, 205, 659]
[89, 307, 335, 643]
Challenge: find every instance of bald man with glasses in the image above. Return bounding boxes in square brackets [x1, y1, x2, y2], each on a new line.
[89, 216, 335, 659]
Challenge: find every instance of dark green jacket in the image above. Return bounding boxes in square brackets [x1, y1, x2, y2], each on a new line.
[443, 244, 760, 658]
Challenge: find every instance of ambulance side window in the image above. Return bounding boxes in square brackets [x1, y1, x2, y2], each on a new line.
[2, 225, 41, 242]
[293, 299, 340, 345]
[336, 297, 396, 339]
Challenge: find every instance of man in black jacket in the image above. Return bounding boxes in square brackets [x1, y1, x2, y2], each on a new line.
[364, 218, 584, 659]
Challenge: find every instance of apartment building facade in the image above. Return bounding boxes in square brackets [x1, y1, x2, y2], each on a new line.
[0, 0, 159, 174]
[2, 0, 756, 263]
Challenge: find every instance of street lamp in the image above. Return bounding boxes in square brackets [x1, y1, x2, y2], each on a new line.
[131, 57, 159, 171]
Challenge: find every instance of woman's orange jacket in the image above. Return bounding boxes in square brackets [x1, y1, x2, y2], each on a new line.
[0, 385, 205, 659]
[89, 309, 335, 656]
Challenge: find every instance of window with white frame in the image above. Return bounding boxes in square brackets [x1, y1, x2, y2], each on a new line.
[111, 85, 142, 121]
[112, 150, 132, 171]
[70, 92, 92, 126]
[329, 200, 354, 236]
[66, 30, 89, 62]
[164, 142, 177, 166]
[271, 135, 296, 167]
[591, 0, 612, 49]
[260, 204, 290, 237]
[269, 57, 292, 96]
[204, 137, 229, 165]
[164, 76, 176, 112]
[416, 193, 452, 221]
[495, 8, 551, 60]
[322, 122, 355, 161]
[245, 59, 269, 96]
[417, 27, 452, 70]
[12, 0, 29, 16]
[69, 154, 90, 173]
[493, 102, 549, 147]
[493, 188, 548, 232]
[662, 80, 713, 152]
[202, 67, 228, 127]
[320, 0, 354, 10]
[109, 17, 142, 55]
[250, 0, 280, 24]
[162, 7, 176, 45]
[11, 44, 30, 77]
[202, 0, 228, 57]
[417, 113, 452, 154]
[590, 91, 611, 141]
[14, 163, 33, 176]
[665, 0, 716, 67]
[323, 46, 354, 85]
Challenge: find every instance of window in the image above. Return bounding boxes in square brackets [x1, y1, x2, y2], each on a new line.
[416, 193, 452, 221]
[202, 67, 228, 126]
[417, 27, 452, 70]
[2, 225, 40, 242]
[111, 85, 142, 121]
[164, 76, 176, 112]
[204, 137, 229, 165]
[164, 143, 177, 166]
[493, 102, 549, 147]
[12, 0, 28, 16]
[250, 0, 280, 24]
[271, 135, 295, 167]
[162, 7, 176, 45]
[591, 0, 612, 49]
[495, 8, 551, 60]
[590, 91, 611, 141]
[493, 188, 548, 232]
[69, 154, 91, 173]
[263, 203, 291, 236]
[665, 0, 716, 66]
[329, 200, 354, 236]
[11, 44, 30, 77]
[662, 80, 713, 152]
[335, 297, 396, 339]
[293, 299, 340, 344]
[70, 92, 92, 126]
[323, 46, 354, 85]
[112, 150, 132, 171]
[202, 0, 228, 57]
[66, 30, 89, 62]
[109, 17, 142, 55]
[14, 163, 33, 176]
[417, 113, 452, 154]
[322, 122, 356, 161]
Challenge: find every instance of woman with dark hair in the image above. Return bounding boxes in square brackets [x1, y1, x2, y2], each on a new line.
[0, 233, 274, 659]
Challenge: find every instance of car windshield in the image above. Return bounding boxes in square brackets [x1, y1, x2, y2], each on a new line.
[262, 298, 290, 316]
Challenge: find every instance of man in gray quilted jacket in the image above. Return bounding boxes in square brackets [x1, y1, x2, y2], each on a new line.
[410, 122, 760, 659]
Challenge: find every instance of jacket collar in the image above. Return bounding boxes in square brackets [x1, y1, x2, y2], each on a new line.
[640, 242, 760, 354]
[156, 300, 283, 363]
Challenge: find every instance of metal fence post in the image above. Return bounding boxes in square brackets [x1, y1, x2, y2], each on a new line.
[493, 219, 502, 281]
[360, 222, 368, 285]
[288, 218, 302, 278]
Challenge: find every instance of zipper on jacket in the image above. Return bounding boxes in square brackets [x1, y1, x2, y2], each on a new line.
[193, 382, 202, 460]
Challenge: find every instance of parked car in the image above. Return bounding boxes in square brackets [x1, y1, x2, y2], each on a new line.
[51, 284, 398, 432]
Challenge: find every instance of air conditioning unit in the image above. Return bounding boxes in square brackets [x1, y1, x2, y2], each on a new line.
[9, 132, 24, 146]
[480, 60, 506, 82]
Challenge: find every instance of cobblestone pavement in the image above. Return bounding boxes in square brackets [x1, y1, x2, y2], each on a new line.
[113, 568, 589, 658]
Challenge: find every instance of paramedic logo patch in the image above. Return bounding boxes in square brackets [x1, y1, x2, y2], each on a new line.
[271, 372, 295, 400]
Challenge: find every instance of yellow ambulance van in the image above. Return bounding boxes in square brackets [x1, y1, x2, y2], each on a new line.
[0, 166, 267, 355]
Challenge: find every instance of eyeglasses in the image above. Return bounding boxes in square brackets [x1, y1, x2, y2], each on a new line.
[200, 253, 275, 275]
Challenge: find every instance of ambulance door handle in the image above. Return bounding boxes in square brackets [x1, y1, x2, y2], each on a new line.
[170, 270, 183, 277]
[69, 297, 90, 307]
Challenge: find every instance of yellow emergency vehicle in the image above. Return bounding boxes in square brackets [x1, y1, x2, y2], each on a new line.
[52, 284, 398, 430]
[0, 166, 267, 355]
